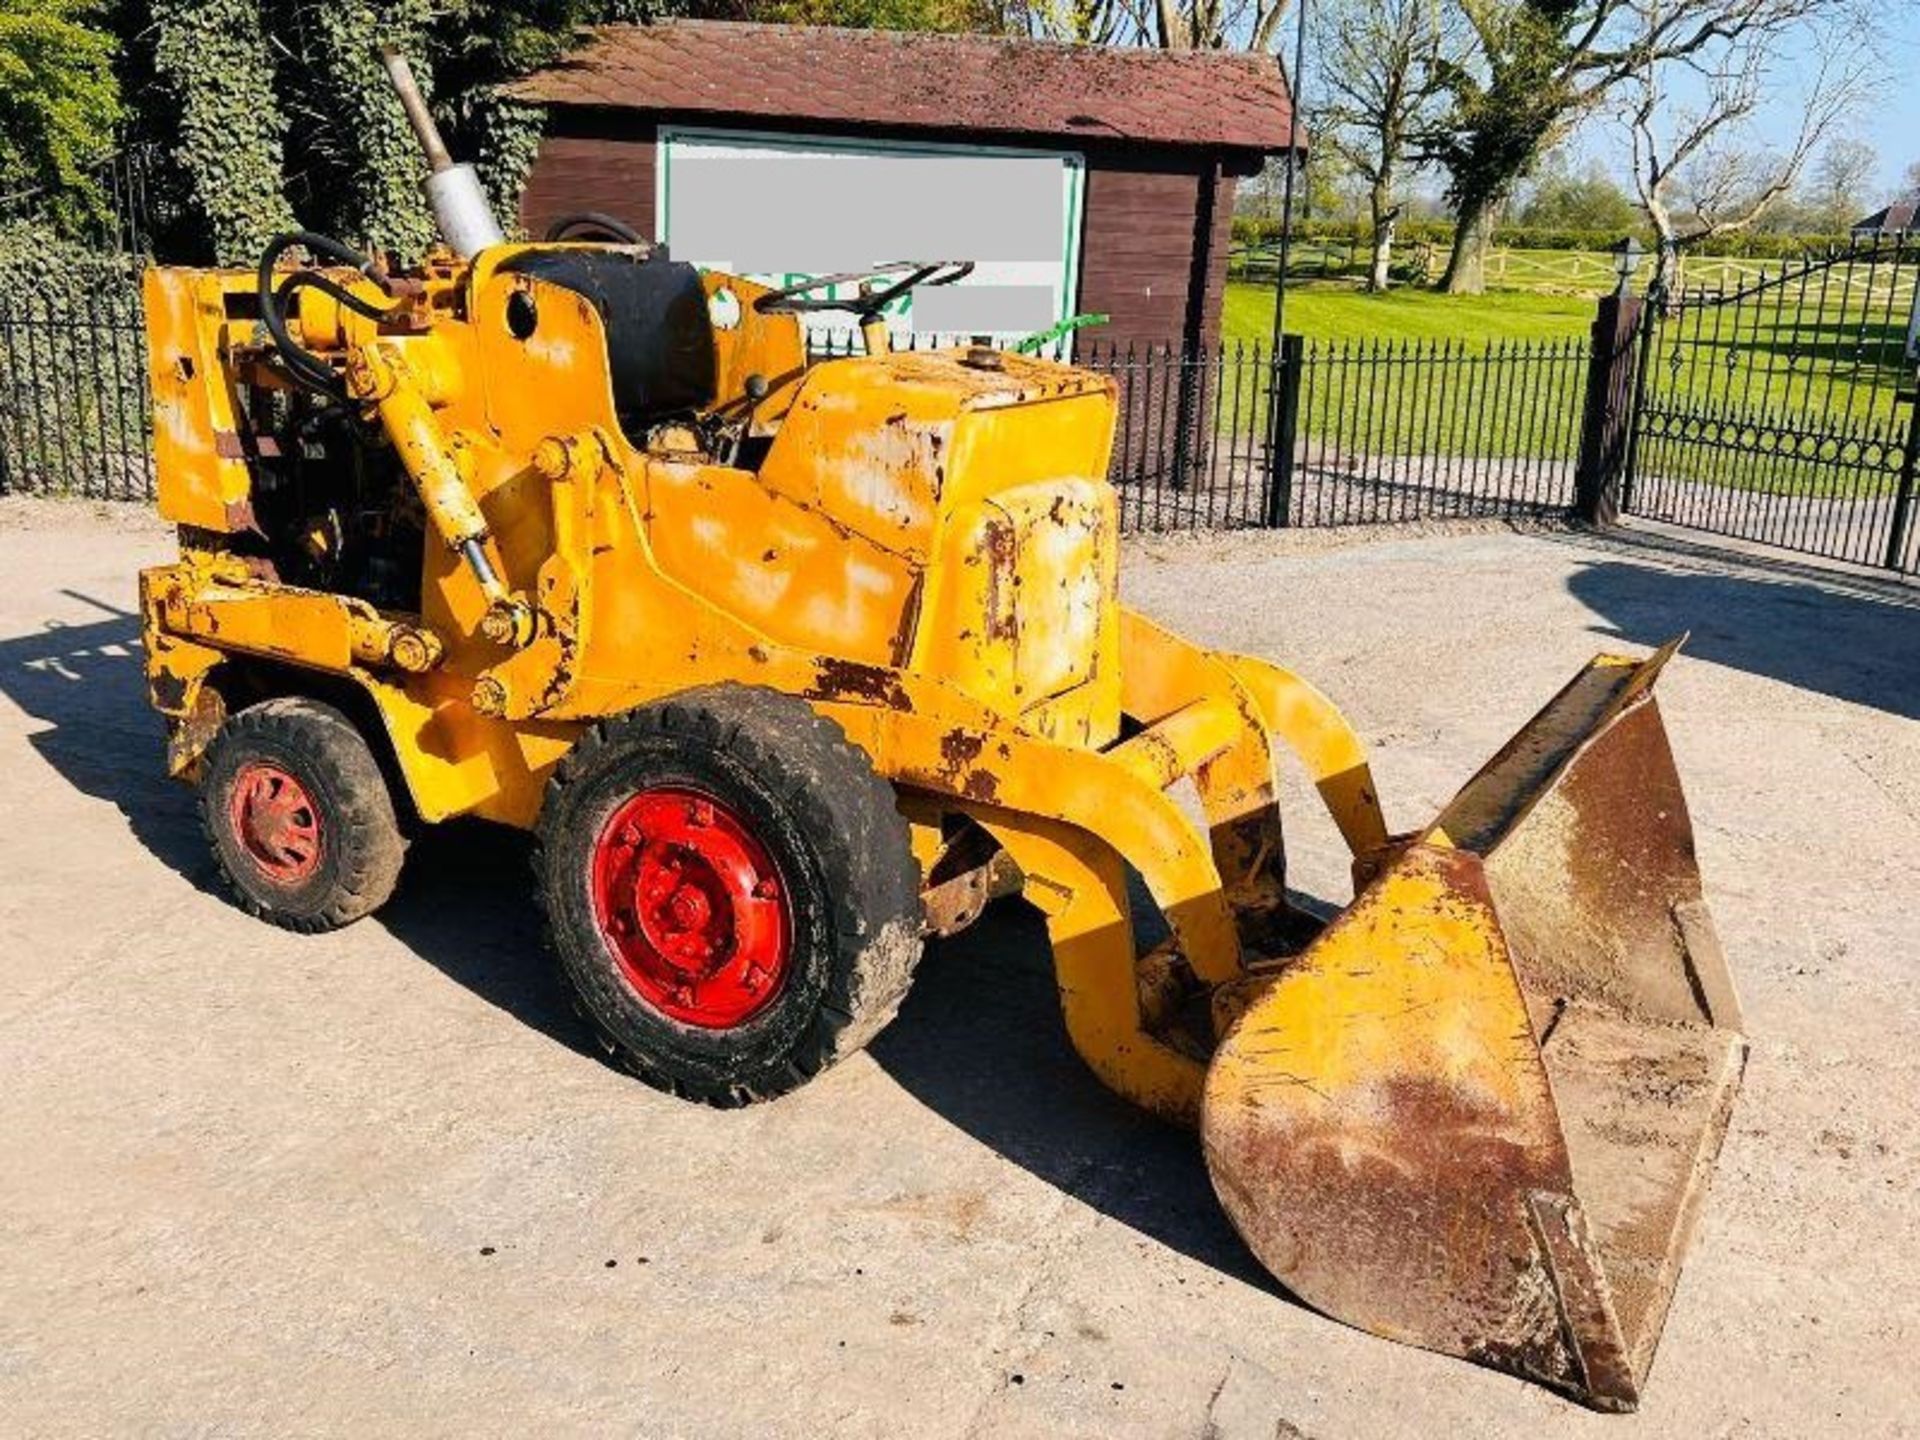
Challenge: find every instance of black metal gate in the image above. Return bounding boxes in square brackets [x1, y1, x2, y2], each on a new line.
[1624, 237, 1920, 573]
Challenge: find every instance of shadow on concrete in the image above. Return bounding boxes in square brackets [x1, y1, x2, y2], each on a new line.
[1555, 529, 1920, 720]
[871, 906, 1277, 1292]
[378, 819, 598, 1060]
[1, 590, 1273, 1287]
[0, 594, 211, 885]
[0, 591, 597, 1061]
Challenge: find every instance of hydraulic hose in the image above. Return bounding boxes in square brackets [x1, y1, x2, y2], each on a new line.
[255, 230, 393, 396]
[543, 211, 645, 245]
[277, 267, 395, 323]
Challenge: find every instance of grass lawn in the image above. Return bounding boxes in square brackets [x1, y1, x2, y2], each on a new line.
[1221, 280, 1595, 346]
[1201, 276, 1912, 493]
[1195, 281, 1594, 463]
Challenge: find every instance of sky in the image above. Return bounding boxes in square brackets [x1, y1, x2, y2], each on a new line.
[1855, 4, 1920, 192]
[1562, 3, 1920, 201]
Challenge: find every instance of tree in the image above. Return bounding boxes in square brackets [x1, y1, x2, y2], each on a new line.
[1424, 0, 1872, 294]
[1515, 155, 1639, 231]
[1802, 135, 1878, 230]
[995, 0, 1294, 51]
[1314, 0, 1455, 289]
[1422, 0, 1580, 293]
[1626, 12, 1873, 285]
[1160, 0, 1294, 49]
[0, 0, 122, 236]
[1903, 158, 1920, 200]
[1304, 144, 1366, 223]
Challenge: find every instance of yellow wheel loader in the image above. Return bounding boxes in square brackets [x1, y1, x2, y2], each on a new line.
[137, 49, 1744, 1411]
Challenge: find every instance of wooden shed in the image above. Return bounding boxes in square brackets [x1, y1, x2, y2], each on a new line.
[510, 21, 1294, 355]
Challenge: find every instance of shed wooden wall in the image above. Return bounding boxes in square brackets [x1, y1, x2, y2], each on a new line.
[518, 113, 1252, 355]
[1074, 150, 1242, 355]
[520, 115, 660, 241]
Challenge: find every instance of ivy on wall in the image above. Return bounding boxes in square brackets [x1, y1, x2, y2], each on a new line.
[461, 96, 550, 231]
[121, 1, 678, 266]
[286, 0, 441, 262]
[0, 218, 138, 309]
[149, 0, 295, 263]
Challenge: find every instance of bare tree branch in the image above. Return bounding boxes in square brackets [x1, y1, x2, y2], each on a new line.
[1007, 0, 1296, 50]
[1625, 1, 1878, 283]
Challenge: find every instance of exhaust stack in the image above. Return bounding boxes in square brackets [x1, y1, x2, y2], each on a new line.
[378, 45, 505, 258]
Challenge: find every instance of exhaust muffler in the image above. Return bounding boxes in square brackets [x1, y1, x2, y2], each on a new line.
[377, 45, 505, 258]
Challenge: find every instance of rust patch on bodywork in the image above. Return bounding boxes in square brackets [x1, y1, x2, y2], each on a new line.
[960, 769, 1000, 803]
[981, 517, 1018, 643]
[810, 657, 913, 710]
[931, 726, 1002, 802]
[149, 667, 192, 715]
[166, 683, 228, 779]
[939, 728, 986, 770]
[921, 826, 1021, 937]
[214, 430, 282, 460]
[223, 497, 262, 536]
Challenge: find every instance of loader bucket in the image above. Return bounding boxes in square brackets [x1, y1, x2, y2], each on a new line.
[1201, 640, 1745, 1411]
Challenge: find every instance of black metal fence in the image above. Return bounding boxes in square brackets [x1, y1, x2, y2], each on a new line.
[1080, 335, 1591, 532]
[0, 292, 1599, 532]
[9, 248, 1912, 575]
[0, 287, 153, 501]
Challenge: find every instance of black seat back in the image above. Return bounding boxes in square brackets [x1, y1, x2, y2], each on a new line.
[497, 249, 716, 441]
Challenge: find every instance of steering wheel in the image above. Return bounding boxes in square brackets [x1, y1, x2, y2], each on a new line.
[753, 261, 974, 316]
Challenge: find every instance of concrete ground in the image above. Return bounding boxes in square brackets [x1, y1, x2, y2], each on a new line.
[3, 499, 1916, 1438]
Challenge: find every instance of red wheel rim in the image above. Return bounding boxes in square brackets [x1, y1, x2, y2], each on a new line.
[589, 786, 792, 1028]
[228, 762, 323, 884]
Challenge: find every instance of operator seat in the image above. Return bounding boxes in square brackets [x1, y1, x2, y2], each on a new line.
[496, 248, 717, 445]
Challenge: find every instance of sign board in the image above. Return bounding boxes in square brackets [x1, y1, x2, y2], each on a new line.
[656, 127, 1086, 357]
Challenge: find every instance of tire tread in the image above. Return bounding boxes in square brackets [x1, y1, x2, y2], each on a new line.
[534, 683, 922, 1105]
[199, 697, 407, 932]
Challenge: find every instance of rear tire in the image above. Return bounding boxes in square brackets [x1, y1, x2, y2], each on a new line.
[200, 697, 407, 932]
[536, 683, 923, 1106]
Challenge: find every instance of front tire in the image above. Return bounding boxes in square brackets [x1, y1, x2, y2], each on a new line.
[536, 684, 923, 1105]
[200, 697, 407, 932]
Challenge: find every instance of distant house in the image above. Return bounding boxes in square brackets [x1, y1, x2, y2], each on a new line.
[1850, 200, 1915, 237]
[511, 21, 1297, 356]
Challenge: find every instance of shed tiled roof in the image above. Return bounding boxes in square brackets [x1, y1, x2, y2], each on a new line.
[511, 21, 1295, 152]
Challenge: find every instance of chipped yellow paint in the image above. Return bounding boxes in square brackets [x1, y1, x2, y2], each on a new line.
[144, 268, 254, 530]
[1210, 849, 1546, 1112]
[646, 458, 917, 663]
